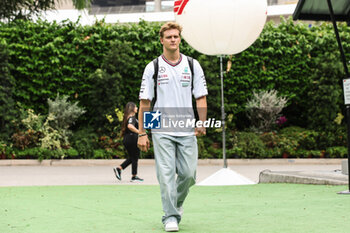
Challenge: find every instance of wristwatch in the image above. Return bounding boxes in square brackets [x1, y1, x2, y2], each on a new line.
[138, 133, 147, 137]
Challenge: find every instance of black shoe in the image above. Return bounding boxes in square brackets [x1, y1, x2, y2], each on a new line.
[131, 176, 144, 182]
[113, 167, 121, 180]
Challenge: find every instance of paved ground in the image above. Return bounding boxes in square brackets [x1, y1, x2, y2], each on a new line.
[0, 159, 346, 187]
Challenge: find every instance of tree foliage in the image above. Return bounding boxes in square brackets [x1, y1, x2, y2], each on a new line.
[0, 0, 91, 21]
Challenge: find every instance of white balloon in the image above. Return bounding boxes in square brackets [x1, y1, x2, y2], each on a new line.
[174, 0, 267, 55]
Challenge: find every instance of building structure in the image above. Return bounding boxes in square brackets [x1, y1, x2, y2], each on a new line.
[47, 0, 299, 25]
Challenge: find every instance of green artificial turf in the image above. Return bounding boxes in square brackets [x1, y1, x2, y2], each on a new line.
[0, 184, 350, 233]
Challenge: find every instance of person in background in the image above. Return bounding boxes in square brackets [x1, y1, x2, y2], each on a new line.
[113, 102, 144, 182]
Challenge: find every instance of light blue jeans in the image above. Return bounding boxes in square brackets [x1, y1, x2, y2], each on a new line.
[152, 134, 198, 224]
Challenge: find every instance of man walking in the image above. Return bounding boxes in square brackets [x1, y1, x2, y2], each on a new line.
[138, 22, 207, 232]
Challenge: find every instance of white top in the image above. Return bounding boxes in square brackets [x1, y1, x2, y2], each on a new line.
[139, 54, 208, 136]
[139, 54, 207, 107]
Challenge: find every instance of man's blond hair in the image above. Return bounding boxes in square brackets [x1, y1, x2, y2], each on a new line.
[159, 22, 183, 38]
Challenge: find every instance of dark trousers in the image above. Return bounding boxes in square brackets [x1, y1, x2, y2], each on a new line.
[121, 134, 140, 175]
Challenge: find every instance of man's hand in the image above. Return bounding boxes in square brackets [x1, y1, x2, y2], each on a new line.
[195, 127, 206, 137]
[195, 96, 207, 137]
[138, 135, 150, 152]
[138, 99, 151, 152]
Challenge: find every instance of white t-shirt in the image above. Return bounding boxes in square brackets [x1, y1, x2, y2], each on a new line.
[139, 54, 208, 136]
[139, 54, 207, 107]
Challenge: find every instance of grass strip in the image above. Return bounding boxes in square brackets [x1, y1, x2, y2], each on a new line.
[0, 184, 349, 233]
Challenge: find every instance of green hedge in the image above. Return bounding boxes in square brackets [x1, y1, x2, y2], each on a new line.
[1, 18, 350, 158]
[0, 39, 17, 139]
[1, 18, 349, 131]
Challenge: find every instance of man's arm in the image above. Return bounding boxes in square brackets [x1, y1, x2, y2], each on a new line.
[137, 99, 151, 151]
[195, 96, 207, 136]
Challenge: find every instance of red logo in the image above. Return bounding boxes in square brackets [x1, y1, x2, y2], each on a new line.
[174, 0, 189, 15]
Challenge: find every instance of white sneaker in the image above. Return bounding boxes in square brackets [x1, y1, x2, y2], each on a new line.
[164, 221, 179, 232]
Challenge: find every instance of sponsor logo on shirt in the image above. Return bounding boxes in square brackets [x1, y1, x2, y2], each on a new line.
[180, 75, 191, 87]
[158, 74, 168, 79]
[159, 66, 166, 73]
[182, 67, 190, 75]
[201, 75, 207, 88]
[158, 74, 169, 85]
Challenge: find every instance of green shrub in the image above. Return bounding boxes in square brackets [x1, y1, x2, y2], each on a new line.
[97, 135, 121, 151]
[11, 109, 44, 149]
[93, 149, 114, 159]
[93, 149, 105, 159]
[70, 127, 98, 158]
[21, 108, 44, 132]
[12, 147, 59, 160]
[258, 126, 348, 158]
[46, 94, 85, 145]
[39, 113, 66, 156]
[279, 126, 306, 135]
[0, 141, 14, 159]
[11, 129, 41, 149]
[138, 144, 155, 159]
[23, 147, 41, 159]
[317, 126, 347, 148]
[48, 94, 86, 132]
[210, 147, 223, 159]
[13, 148, 34, 159]
[11, 96, 85, 158]
[13, 147, 46, 159]
[260, 132, 279, 148]
[64, 148, 79, 159]
[307, 150, 325, 158]
[230, 132, 266, 158]
[297, 130, 320, 150]
[259, 132, 299, 158]
[11, 147, 81, 160]
[246, 89, 288, 132]
[279, 127, 320, 150]
[264, 148, 284, 158]
[115, 145, 126, 159]
[197, 137, 215, 159]
[326, 146, 348, 158]
[71, 136, 94, 158]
